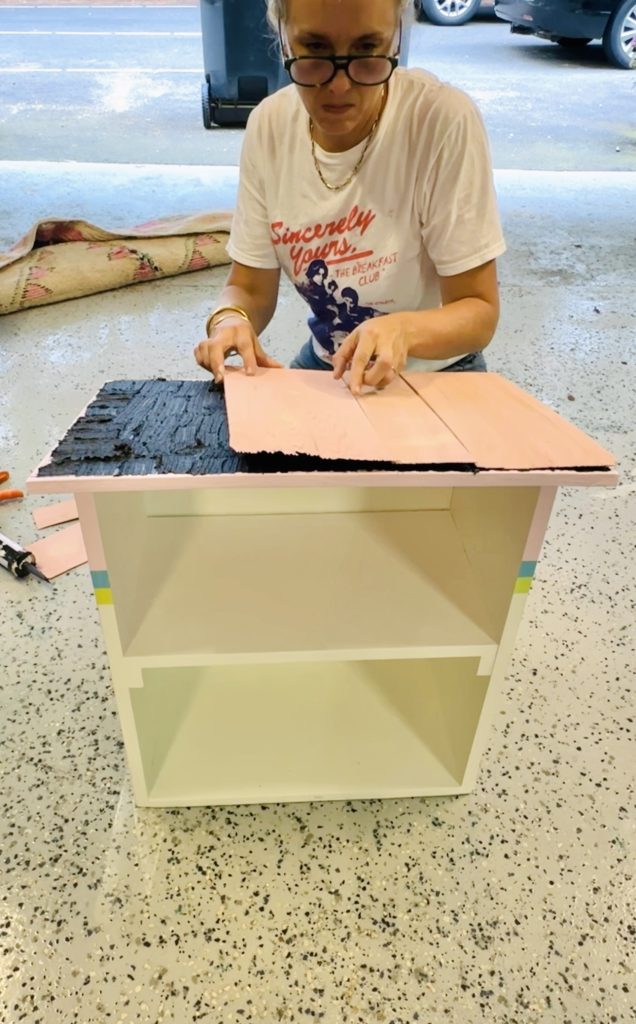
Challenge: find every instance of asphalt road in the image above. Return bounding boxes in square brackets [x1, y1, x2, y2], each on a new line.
[0, 3, 634, 169]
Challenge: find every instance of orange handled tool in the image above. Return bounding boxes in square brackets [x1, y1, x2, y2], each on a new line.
[0, 470, 24, 503]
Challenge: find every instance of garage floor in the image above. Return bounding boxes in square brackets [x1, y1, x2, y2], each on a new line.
[1, 8, 635, 1022]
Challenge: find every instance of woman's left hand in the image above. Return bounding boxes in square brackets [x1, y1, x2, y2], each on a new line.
[331, 314, 410, 395]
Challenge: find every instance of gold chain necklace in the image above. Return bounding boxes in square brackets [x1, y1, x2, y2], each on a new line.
[309, 86, 387, 192]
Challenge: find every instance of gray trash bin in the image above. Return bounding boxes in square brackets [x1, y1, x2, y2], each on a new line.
[200, 0, 413, 129]
[200, 0, 287, 128]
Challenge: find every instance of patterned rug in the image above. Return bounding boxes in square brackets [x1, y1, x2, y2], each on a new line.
[0, 212, 233, 315]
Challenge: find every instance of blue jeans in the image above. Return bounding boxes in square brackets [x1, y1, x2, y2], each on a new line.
[289, 340, 487, 373]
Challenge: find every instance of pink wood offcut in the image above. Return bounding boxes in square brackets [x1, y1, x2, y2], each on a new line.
[32, 497, 78, 530]
[27, 521, 87, 579]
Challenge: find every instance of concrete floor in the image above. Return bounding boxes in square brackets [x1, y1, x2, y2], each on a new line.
[1, 9, 635, 1024]
[2, 164, 634, 1024]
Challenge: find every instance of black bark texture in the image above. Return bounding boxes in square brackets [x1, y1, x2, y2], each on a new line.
[37, 379, 474, 478]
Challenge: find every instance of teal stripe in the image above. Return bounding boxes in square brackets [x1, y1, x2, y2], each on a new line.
[519, 561, 536, 578]
[91, 570, 110, 589]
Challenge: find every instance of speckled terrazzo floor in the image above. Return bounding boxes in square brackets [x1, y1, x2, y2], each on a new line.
[1, 168, 634, 1024]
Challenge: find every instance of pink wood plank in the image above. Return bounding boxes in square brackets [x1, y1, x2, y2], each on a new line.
[225, 368, 472, 464]
[404, 372, 616, 470]
[32, 497, 78, 529]
[27, 522, 87, 579]
[226, 368, 383, 461]
[354, 375, 472, 464]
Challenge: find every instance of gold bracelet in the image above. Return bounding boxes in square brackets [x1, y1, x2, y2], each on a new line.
[205, 304, 250, 337]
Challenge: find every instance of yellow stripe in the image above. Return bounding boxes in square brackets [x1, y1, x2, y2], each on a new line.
[94, 588, 112, 605]
[514, 577, 532, 594]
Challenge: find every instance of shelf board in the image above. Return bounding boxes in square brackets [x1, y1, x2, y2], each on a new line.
[100, 509, 500, 662]
[131, 659, 489, 806]
[118, 644, 496, 672]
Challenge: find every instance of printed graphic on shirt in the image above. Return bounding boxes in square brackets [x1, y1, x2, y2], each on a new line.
[270, 204, 398, 356]
[295, 260, 382, 356]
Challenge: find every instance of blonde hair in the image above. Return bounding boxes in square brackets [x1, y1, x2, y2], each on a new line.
[266, 0, 413, 31]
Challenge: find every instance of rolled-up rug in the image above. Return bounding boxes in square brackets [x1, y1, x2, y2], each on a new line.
[0, 211, 233, 315]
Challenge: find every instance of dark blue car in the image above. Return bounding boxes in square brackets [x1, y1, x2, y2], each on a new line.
[495, 0, 636, 68]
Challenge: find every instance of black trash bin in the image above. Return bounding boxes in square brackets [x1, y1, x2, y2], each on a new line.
[199, 0, 413, 129]
[199, 0, 287, 128]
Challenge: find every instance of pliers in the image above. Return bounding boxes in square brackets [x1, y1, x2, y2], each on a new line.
[0, 471, 24, 503]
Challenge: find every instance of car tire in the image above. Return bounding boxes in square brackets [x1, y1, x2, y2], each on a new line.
[602, 0, 636, 69]
[415, 0, 482, 27]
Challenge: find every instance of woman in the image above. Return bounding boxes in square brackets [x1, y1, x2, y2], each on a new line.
[195, 0, 505, 396]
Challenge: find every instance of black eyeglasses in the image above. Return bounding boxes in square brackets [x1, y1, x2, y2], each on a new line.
[279, 22, 401, 87]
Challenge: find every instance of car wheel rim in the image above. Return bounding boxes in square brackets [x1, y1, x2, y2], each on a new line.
[620, 2, 636, 58]
[435, 0, 474, 18]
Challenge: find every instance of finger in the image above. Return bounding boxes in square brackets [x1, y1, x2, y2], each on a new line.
[254, 340, 284, 371]
[348, 338, 377, 396]
[194, 340, 213, 373]
[255, 352, 285, 369]
[209, 342, 228, 383]
[332, 334, 358, 380]
[194, 339, 226, 382]
[196, 324, 249, 380]
[367, 366, 397, 391]
[362, 350, 395, 389]
[235, 334, 258, 377]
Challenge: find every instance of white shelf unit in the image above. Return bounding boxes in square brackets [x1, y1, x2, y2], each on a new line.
[88, 483, 542, 805]
[129, 658, 490, 806]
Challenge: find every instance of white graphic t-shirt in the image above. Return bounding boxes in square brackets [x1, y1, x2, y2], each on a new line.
[227, 68, 506, 372]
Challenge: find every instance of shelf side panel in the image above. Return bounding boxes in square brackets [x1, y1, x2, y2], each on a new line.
[130, 670, 200, 794]
[459, 485, 559, 789]
[449, 486, 540, 640]
[94, 491, 186, 652]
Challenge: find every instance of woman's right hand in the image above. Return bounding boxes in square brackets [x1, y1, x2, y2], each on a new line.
[194, 315, 283, 383]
